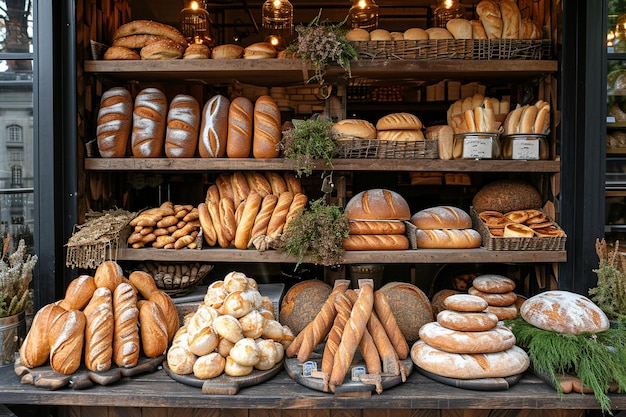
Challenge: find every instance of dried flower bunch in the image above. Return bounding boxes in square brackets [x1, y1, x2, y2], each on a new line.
[280, 116, 338, 177]
[0, 235, 37, 318]
[590, 238, 626, 324]
[288, 10, 359, 85]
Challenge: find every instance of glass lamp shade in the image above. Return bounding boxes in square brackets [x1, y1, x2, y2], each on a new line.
[348, 0, 379, 32]
[433, 0, 465, 28]
[180, 0, 212, 45]
[262, 0, 293, 49]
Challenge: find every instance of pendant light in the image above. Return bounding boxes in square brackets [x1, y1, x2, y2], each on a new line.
[180, 0, 213, 46]
[348, 0, 379, 32]
[262, 0, 294, 50]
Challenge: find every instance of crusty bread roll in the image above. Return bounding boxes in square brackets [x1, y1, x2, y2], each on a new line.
[346, 28, 370, 41]
[404, 28, 428, 40]
[239, 309, 267, 339]
[94, 260, 124, 292]
[113, 20, 186, 47]
[224, 355, 253, 377]
[59, 274, 97, 310]
[411, 341, 529, 379]
[188, 325, 219, 356]
[19, 303, 66, 368]
[253, 95, 281, 158]
[520, 290, 610, 335]
[96, 87, 132, 158]
[165, 94, 200, 158]
[226, 97, 254, 158]
[140, 38, 185, 60]
[376, 112, 422, 131]
[344, 189, 411, 221]
[255, 339, 281, 370]
[103, 45, 140, 60]
[477, 0, 503, 39]
[49, 309, 87, 375]
[443, 294, 488, 312]
[348, 220, 406, 235]
[213, 314, 244, 343]
[425, 27, 454, 40]
[369, 29, 392, 41]
[244, 42, 277, 59]
[132, 87, 167, 158]
[167, 332, 196, 375]
[332, 119, 377, 139]
[199, 94, 230, 158]
[437, 309, 499, 332]
[415, 228, 481, 249]
[229, 337, 260, 366]
[183, 43, 210, 60]
[377, 130, 424, 141]
[410, 206, 472, 230]
[342, 234, 410, 251]
[193, 352, 225, 379]
[83, 287, 114, 372]
[211, 44, 244, 59]
[446, 18, 473, 39]
[112, 282, 140, 368]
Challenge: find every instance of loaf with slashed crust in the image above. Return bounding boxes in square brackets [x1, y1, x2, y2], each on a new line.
[112, 282, 140, 368]
[165, 94, 200, 158]
[132, 87, 167, 157]
[345, 189, 411, 221]
[199, 95, 230, 158]
[253, 95, 281, 158]
[415, 228, 481, 249]
[97, 87, 132, 158]
[227, 97, 254, 158]
[83, 287, 114, 372]
[410, 206, 472, 230]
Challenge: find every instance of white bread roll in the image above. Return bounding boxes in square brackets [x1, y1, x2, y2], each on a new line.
[165, 94, 200, 158]
[193, 352, 226, 379]
[419, 322, 516, 354]
[211, 44, 244, 59]
[221, 290, 253, 318]
[346, 28, 370, 41]
[255, 339, 281, 370]
[239, 309, 267, 339]
[410, 206, 472, 230]
[213, 314, 244, 343]
[167, 336, 197, 375]
[199, 94, 230, 158]
[183, 43, 210, 60]
[132, 87, 167, 158]
[224, 271, 249, 293]
[411, 341, 529, 379]
[244, 42, 277, 59]
[415, 228, 481, 249]
[369, 29, 392, 41]
[425, 27, 454, 40]
[97, 87, 132, 158]
[188, 325, 219, 357]
[224, 355, 253, 377]
[229, 337, 260, 367]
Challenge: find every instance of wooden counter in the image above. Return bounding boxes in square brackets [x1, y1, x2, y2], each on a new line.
[0, 365, 623, 412]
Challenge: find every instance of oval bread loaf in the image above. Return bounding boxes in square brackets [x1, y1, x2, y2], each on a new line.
[472, 274, 516, 293]
[419, 321, 516, 354]
[132, 87, 167, 158]
[199, 95, 230, 158]
[83, 287, 114, 372]
[342, 234, 410, 251]
[376, 112, 422, 130]
[410, 206, 472, 230]
[227, 97, 254, 158]
[253, 95, 281, 158]
[165, 94, 200, 158]
[97, 87, 132, 158]
[332, 119, 376, 139]
[443, 294, 488, 312]
[49, 310, 87, 375]
[415, 228, 481, 249]
[472, 180, 543, 213]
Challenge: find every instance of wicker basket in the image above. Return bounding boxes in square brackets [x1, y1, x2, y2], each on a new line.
[470, 207, 566, 251]
[336, 137, 438, 159]
[135, 261, 214, 297]
[351, 39, 473, 60]
[473, 39, 552, 60]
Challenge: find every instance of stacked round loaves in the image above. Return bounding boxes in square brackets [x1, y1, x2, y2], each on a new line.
[166, 271, 293, 379]
[96, 86, 282, 159]
[198, 171, 306, 250]
[19, 261, 179, 375]
[467, 274, 521, 320]
[126, 201, 201, 249]
[411, 293, 530, 380]
[332, 112, 424, 142]
[342, 189, 411, 251]
[410, 206, 482, 249]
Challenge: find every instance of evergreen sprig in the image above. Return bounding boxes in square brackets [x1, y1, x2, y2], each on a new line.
[509, 317, 626, 414]
[280, 117, 338, 177]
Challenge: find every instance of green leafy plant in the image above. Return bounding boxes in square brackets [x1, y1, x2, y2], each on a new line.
[0, 235, 36, 318]
[510, 317, 626, 414]
[280, 198, 349, 269]
[287, 10, 359, 85]
[280, 116, 338, 177]
[589, 238, 626, 325]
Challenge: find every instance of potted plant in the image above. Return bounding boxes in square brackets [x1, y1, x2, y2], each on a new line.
[589, 238, 626, 327]
[0, 234, 37, 366]
[280, 116, 339, 177]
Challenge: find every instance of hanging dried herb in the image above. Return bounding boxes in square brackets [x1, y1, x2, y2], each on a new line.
[280, 117, 338, 177]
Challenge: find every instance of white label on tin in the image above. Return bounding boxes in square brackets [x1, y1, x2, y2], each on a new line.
[512, 139, 540, 160]
[462, 137, 493, 159]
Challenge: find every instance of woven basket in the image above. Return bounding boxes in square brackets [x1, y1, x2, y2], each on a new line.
[351, 39, 473, 60]
[470, 208, 566, 251]
[336, 137, 438, 159]
[473, 39, 552, 60]
[136, 262, 214, 297]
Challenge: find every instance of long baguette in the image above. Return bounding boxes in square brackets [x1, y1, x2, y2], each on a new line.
[321, 292, 352, 392]
[374, 290, 409, 360]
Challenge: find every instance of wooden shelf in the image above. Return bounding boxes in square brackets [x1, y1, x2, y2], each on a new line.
[85, 158, 561, 173]
[84, 59, 558, 86]
[114, 247, 566, 264]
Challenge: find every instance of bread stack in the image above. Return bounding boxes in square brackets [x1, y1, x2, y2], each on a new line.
[376, 112, 424, 142]
[410, 206, 481, 249]
[285, 279, 410, 394]
[411, 293, 530, 380]
[105, 20, 187, 60]
[343, 189, 411, 251]
[467, 274, 520, 321]
[126, 201, 201, 249]
[166, 271, 293, 378]
[198, 171, 306, 250]
[19, 261, 179, 374]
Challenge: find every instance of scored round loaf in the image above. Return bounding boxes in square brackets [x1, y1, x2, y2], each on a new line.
[410, 206, 472, 230]
[472, 274, 516, 293]
[344, 189, 411, 221]
[415, 229, 481, 249]
[437, 310, 499, 332]
[520, 290, 610, 335]
[97, 87, 132, 158]
[411, 341, 530, 379]
[379, 281, 433, 343]
[419, 321, 516, 354]
[131, 87, 167, 158]
[165, 94, 200, 158]
[253, 95, 281, 158]
[199, 94, 230, 158]
[280, 279, 333, 335]
[443, 294, 488, 312]
[376, 112, 422, 131]
[332, 119, 377, 139]
[472, 180, 543, 213]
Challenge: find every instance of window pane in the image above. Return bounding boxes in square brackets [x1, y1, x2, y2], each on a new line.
[0, 0, 33, 55]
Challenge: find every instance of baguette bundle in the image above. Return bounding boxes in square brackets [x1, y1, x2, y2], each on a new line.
[126, 201, 200, 250]
[502, 100, 550, 135]
[285, 279, 409, 394]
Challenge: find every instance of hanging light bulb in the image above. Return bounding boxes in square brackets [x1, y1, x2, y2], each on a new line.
[348, 0, 379, 32]
[180, 0, 213, 46]
[261, 0, 293, 50]
[433, 0, 465, 29]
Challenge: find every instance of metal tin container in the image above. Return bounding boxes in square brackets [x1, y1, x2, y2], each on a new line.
[453, 133, 501, 159]
[501, 134, 549, 160]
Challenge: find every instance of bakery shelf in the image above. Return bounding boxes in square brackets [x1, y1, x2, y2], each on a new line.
[113, 247, 566, 264]
[84, 158, 561, 173]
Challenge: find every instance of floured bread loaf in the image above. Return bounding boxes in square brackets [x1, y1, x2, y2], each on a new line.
[472, 274, 516, 293]
[437, 310, 499, 332]
[419, 322, 516, 354]
[443, 294, 488, 312]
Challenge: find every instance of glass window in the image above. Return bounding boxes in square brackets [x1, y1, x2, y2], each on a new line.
[7, 124, 22, 142]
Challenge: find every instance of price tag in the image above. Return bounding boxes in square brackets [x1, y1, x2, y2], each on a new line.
[511, 139, 540, 160]
[351, 366, 367, 382]
[302, 361, 317, 377]
[462, 137, 494, 159]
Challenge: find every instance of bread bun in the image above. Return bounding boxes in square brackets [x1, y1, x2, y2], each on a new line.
[183, 43, 210, 60]
[446, 18, 473, 39]
[212, 44, 244, 59]
[345, 189, 411, 221]
[404, 28, 429, 40]
[244, 42, 277, 59]
[379, 282, 433, 343]
[390, 32, 404, 40]
[213, 314, 244, 343]
[472, 180, 543, 213]
[255, 339, 281, 370]
[224, 355, 253, 377]
[333, 119, 377, 139]
[369, 29, 392, 41]
[346, 28, 370, 41]
[239, 309, 267, 339]
[229, 337, 260, 367]
[193, 352, 226, 379]
[425, 27, 454, 39]
[103, 46, 140, 60]
[410, 206, 472, 230]
[188, 325, 219, 356]
[140, 38, 185, 60]
[280, 280, 333, 335]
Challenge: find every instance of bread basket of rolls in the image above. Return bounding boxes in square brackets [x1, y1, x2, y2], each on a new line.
[135, 262, 214, 296]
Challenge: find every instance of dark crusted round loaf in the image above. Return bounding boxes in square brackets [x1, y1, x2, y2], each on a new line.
[472, 180, 543, 213]
[279, 279, 332, 335]
[379, 281, 433, 343]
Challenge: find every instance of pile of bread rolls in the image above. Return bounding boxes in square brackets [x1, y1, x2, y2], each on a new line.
[411, 293, 530, 380]
[478, 208, 565, 238]
[343, 189, 411, 251]
[96, 86, 282, 159]
[198, 171, 306, 250]
[126, 201, 201, 249]
[286, 279, 410, 394]
[19, 261, 178, 375]
[166, 271, 293, 379]
[410, 206, 482, 249]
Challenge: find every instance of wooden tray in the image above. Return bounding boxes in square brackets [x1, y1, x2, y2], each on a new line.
[416, 366, 523, 391]
[13, 355, 164, 390]
[163, 360, 283, 395]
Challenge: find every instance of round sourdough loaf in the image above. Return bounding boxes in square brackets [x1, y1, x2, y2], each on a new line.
[468, 287, 518, 307]
[279, 279, 333, 335]
[410, 206, 472, 230]
[520, 290, 610, 335]
[419, 322, 516, 354]
[486, 304, 519, 321]
[472, 180, 543, 214]
[379, 282, 433, 343]
[437, 310, 499, 332]
[472, 274, 516, 293]
[443, 294, 488, 312]
[411, 341, 530, 379]
[345, 189, 411, 221]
